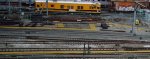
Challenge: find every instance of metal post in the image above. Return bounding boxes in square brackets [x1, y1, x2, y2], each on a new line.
[19, 0, 22, 14]
[87, 42, 90, 54]
[46, 0, 49, 16]
[131, 3, 137, 36]
[29, 0, 32, 7]
[83, 43, 86, 59]
[29, 0, 32, 20]
[8, 0, 11, 15]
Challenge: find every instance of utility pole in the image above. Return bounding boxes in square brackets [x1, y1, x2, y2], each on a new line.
[46, 0, 49, 16]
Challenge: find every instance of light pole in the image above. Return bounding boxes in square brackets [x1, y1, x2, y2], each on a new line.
[46, 0, 49, 16]
[131, 1, 147, 36]
[131, 3, 137, 36]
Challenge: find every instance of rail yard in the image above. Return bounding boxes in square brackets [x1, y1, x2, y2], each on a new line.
[0, 0, 150, 59]
[0, 28, 149, 59]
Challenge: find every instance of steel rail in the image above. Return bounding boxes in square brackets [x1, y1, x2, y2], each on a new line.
[0, 55, 132, 59]
[0, 48, 149, 52]
[0, 48, 118, 52]
[0, 41, 124, 44]
[0, 40, 150, 44]
[0, 50, 150, 55]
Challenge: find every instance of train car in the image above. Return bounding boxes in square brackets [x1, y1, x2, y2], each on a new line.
[35, 0, 101, 13]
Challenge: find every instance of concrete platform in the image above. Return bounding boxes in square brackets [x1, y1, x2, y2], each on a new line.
[0, 22, 97, 31]
[0, 28, 149, 41]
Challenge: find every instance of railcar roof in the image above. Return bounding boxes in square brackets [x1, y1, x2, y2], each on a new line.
[35, 0, 100, 4]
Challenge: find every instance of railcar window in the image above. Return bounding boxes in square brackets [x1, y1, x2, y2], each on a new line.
[67, 6, 71, 9]
[60, 5, 64, 9]
[81, 6, 83, 9]
[71, 6, 74, 9]
[90, 6, 92, 9]
[40, 3, 42, 6]
[77, 6, 83, 9]
[51, 5, 54, 7]
[37, 5, 40, 7]
[77, 6, 81, 9]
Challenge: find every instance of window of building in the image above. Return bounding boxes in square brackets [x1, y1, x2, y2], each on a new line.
[97, 7, 100, 9]
[60, 5, 64, 9]
[51, 5, 54, 7]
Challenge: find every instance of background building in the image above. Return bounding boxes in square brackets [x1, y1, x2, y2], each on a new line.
[110, 0, 150, 12]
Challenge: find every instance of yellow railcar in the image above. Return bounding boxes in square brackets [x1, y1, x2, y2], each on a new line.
[35, 0, 101, 13]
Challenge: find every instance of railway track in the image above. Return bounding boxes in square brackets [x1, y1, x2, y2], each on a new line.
[2, 54, 150, 59]
[0, 48, 117, 52]
[0, 39, 150, 44]
[0, 33, 149, 44]
[1, 54, 149, 59]
[0, 41, 124, 44]
[0, 50, 150, 55]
